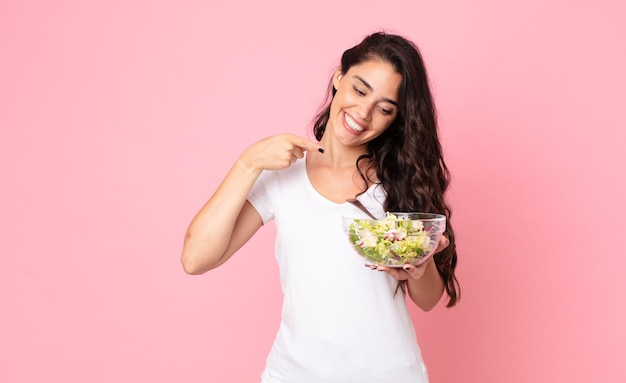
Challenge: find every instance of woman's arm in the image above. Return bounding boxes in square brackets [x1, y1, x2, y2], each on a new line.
[180, 134, 323, 275]
[404, 257, 445, 311]
[181, 160, 263, 275]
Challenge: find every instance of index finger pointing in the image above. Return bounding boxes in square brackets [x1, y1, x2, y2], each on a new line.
[291, 135, 324, 153]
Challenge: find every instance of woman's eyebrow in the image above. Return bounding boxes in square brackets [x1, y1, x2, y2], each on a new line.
[355, 75, 398, 106]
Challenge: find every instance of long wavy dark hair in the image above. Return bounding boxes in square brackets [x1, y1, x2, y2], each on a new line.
[313, 32, 460, 307]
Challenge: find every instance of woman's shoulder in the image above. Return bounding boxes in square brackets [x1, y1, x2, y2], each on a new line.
[258, 158, 307, 188]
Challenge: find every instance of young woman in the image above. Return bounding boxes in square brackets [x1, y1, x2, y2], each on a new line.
[181, 32, 459, 383]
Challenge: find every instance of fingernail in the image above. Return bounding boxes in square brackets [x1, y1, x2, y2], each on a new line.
[318, 148, 325, 153]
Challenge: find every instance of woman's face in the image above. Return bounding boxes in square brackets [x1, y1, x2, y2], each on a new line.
[326, 59, 402, 149]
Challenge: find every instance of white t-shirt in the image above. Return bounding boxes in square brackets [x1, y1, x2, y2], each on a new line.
[248, 157, 429, 383]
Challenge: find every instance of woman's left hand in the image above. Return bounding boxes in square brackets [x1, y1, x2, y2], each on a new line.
[366, 235, 450, 281]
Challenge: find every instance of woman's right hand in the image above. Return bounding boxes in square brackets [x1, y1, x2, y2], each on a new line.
[238, 134, 324, 172]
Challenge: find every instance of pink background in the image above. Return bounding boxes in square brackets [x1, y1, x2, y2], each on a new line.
[2, 1, 625, 382]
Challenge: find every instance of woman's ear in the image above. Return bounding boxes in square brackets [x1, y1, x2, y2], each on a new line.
[332, 68, 343, 89]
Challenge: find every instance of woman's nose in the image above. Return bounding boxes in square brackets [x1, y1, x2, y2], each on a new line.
[356, 101, 375, 121]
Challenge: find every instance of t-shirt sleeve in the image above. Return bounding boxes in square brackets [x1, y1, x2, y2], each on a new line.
[247, 170, 275, 224]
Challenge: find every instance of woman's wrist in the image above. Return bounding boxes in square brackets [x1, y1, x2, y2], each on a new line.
[235, 152, 263, 176]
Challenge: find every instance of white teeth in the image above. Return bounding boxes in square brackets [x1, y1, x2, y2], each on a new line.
[345, 113, 363, 132]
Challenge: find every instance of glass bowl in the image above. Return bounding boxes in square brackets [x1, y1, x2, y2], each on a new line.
[343, 212, 446, 267]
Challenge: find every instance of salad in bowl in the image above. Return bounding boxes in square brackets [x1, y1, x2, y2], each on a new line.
[344, 212, 446, 267]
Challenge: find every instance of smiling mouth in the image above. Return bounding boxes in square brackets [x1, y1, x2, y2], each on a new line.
[344, 112, 364, 132]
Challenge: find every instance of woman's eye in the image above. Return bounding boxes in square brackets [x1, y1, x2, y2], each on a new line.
[353, 86, 365, 96]
[379, 107, 393, 115]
